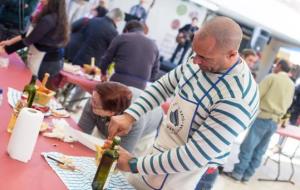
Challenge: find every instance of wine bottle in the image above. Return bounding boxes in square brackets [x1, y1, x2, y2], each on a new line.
[23, 75, 37, 107]
[92, 136, 121, 190]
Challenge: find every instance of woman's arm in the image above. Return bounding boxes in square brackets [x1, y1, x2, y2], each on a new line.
[0, 35, 22, 46]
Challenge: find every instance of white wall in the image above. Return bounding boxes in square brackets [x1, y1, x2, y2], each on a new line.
[108, 0, 207, 58]
[210, 0, 300, 46]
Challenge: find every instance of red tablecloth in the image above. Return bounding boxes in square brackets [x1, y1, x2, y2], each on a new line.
[0, 54, 94, 189]
[59, 70, 98, 93]
[277, 124, 300, 141]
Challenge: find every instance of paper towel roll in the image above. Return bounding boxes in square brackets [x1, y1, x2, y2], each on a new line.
[7, 108, 44, 163]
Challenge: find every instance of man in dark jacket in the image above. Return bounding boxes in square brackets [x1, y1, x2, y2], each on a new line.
[65, 8, 124, 112]
[0, 0, 39, 40]
[170, 17, 199, 65]
[64, 17, 90, 62]
[290, 84, 300, 125]
[69, 8, 124, 67]
[100, 20, 160, 90]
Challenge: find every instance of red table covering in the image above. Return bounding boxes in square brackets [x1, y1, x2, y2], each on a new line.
[58, 70, 98, 93]
[277, 124, 300, 141]
[0, 54, 94, 189]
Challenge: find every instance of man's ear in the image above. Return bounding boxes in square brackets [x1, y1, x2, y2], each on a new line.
[228, 50, 238, 59]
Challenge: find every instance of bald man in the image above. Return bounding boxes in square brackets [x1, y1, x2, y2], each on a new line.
[108, 17, 259, 189]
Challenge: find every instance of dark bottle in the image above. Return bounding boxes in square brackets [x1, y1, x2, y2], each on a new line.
[23, 75, 37, 107]
[92, 136, 121, 190]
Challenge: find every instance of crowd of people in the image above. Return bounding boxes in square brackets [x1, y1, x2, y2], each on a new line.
[0, 0, 299, 190]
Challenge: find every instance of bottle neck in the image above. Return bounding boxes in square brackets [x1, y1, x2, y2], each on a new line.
[110, 137, 121, 150]
[29, 75, 37, 85]
[110, 142, 117, 150]
[30, 79, 36, 85]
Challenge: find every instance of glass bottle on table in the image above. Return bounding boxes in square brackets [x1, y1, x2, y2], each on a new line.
[7, 96, 27, 133]
[7, 75, 37, 133]
[92, 136, 121, 190]
[23, 75, 37, 108]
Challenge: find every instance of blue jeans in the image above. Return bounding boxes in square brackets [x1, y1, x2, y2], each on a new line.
[232, 118, 277, 180]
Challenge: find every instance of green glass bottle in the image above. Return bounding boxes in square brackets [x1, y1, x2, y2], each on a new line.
[92, 136, 121, 190]
[23, 75, 37, 107]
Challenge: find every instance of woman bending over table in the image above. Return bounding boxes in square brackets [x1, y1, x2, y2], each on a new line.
[78, 82, 164, 156]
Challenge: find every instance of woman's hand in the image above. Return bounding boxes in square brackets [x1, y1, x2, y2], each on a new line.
[0, 46, 7, 55]
[0, 40, 11, 47]
[0, 36, 22, 47]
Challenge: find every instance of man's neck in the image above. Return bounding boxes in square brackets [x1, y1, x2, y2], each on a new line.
[222, 56, 239, 71]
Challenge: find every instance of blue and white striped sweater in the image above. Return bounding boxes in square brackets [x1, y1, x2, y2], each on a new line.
[126, 58, 259, 175]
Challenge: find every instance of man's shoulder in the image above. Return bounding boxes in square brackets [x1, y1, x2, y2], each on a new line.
[129, 87, 143, 100]
[123, 33, 157, 47]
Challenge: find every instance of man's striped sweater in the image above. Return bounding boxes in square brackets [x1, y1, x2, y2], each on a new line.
[125, 58, 259, 175]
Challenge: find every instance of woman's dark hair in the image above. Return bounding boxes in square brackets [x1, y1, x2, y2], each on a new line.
[241, 49, 257, 59]
[35, 0, 69, 45]
[278, 59, 291, 73]
[123, 20, 144, 33]
[95, 82, 132, 114]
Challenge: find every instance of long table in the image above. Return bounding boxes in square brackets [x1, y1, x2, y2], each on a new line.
[258, 125, 300, 184]
[0, 54, 94, 189]
[58, 70, 98, 93]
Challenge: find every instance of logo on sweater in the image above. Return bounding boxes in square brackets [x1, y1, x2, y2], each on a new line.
[167, 102, 185, 134]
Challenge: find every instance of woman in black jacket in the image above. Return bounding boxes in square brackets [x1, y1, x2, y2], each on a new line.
[0, 0, 69, 90]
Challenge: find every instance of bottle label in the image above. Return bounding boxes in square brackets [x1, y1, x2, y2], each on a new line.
[103, 161, 117, 189]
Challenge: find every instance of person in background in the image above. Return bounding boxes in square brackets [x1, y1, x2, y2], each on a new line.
[70, 8, 123, 67]
[0, 0, 39, 40]
[129, 0, 147, 22]
[240, 48, 258, 78]
[107, 17, 259, 189]
[225, 59, 294, 182]
[0, 0, 69, 90]
[78, 82, 164, 155]
[64, 18, 90, 62]
[170, 17, 199, 65]
[64, 8, 124, 111]
[64, 0, 109, 62]
[90, 0, 108, 18]
[100, 20, 160, 90]
[289, 84, 300, 125]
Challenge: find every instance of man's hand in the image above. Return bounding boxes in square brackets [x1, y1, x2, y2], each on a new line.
[108, 113, 136, 139]
[117, 146, 134, 172]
